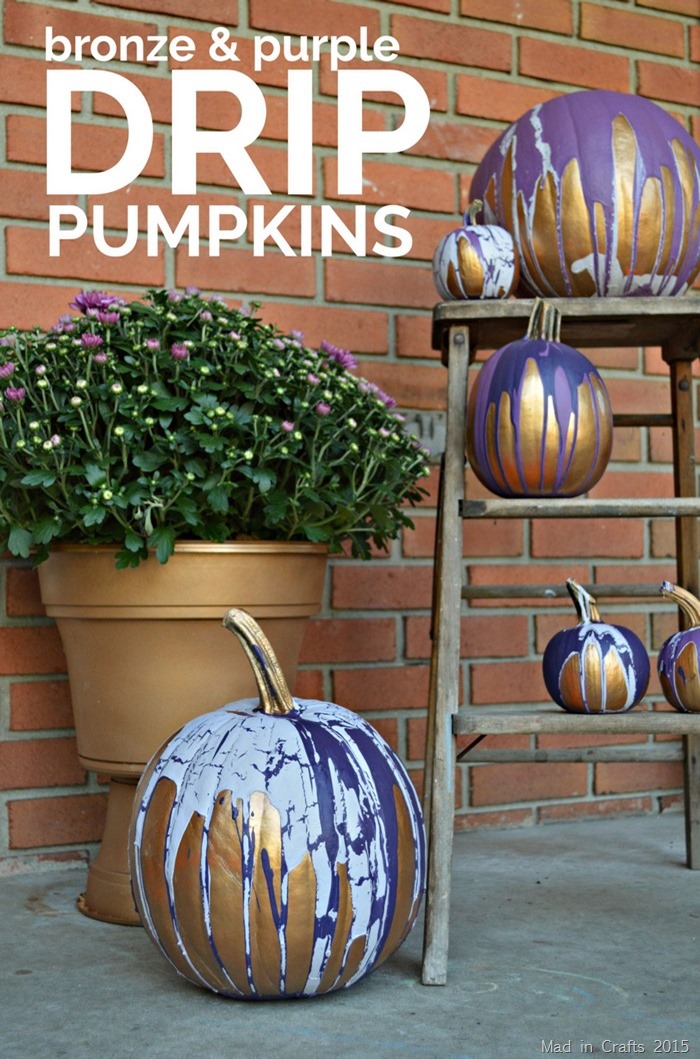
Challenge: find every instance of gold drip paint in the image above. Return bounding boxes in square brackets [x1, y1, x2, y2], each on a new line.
[541, 393, 563, 494]
[560, 380, 598, 494]
[172, 811, 235, 994]
[473, 400, 507, 494]
[139, 778, 196, 982]
[529, 175, 564, 295]
[611, 115, 637, 281]
[516, 190, 556, 297]
[374, 787, 422, 970]
[594, 201, 607, 256]
[496, 390, 525, 495]
[660, 668, 676, 707]
[657, 166, 676, 276]
[207, 791, 253, 997]
[517, 358, 547, 492]
[501, 141, 516, 235]
[318, 861, 354, 994]
[559, 159, 596, 297]
[636, 177, 663, 278]
[247, 790, 284, 996]
[589, 376, 613, 485]
[282, 851, 317, 995]
[457, 235, 486, 298]
[676, 642, 700, 711]
[445, 260, 462, 299]
[671, 140, 693, 274]
[559, 654, 586, 712]
[602, 650, 631, 712]
[582, 640, 603, 712]
[335, 934, 368, 990]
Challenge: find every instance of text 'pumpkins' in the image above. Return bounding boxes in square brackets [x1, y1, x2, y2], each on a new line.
[466, 299, 613, 498]
[129, 609, 425, 1000]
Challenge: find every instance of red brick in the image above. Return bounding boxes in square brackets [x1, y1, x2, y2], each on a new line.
[0, 56, 60, 108]
[537, 795, 653, 823]
[250, 0, 381, 37]
[318, 58, 449, 113]
[401, 214, 463, 265]
[89, 186, 240, 238]
[323, 157, 456, 212]
[392, 0, 451, 11]
[589, 468, 675, 498]
[332, 563, 433, 609]
[407, 715, 427, 760]
[7, 227, 166, 288]
[650, 520, 675, 559]
[595, 760, 683, 794]
[611, 426, 642, 463]
[401, 516, 525, 559]
[91, 72, 173, 127]
[359, 360, 446, 411]
[456, 75, 558, 123]
[407, 119, 497, 165]
[531, 518, 645, 559]
[8, 792, 107, 849]
[0, 737, 84, 790]
[333, 664, 430, 711]
[460, 0, 573, 33]
[659, 793, 684, 812]
[605, 376, 671, 415]
[6, 567, 44, 617]
[259, 302, 389, 355]
[470, 761, 588, 804]
[581, 2, 685, 56]
[519, 38, 631, 91]
[592, 561, 675, 588]
[589, 346, 640, 371]
[638, 62, 700, 106]
[405, 613, 529, 660]
[537, 732, 650, 749]
[466, 562, 591, 608]
[10, 680, 74, 732]
[300, 618, 396, 663]
[0, 170, 77, 224]
[293, 669, 325, 699]
[691, 23, 700, 62]
[470, 660, 548, 705]
[636, 0, 700, 17]
[0, 625, 66, 676]
[176, 249, 315, 298]
[649, 426, 700, 463]
[367, 717, 399, 751]
[6, 115, 165, 179]
[396, 313, 437, 359]
[325, 259, 436, 310]
[454, 807, 534, 830]
[94, 0, 233, 19]
[391, 14, 512, 71]
[4, 0, 157, 51]
[0, 282, 133, 331]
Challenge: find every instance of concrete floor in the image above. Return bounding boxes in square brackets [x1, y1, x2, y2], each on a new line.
[2, 812, 699, 1059]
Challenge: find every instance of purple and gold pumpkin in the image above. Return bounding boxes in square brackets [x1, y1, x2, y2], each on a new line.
[129, 609, 425, 1000]
[471, 89, 700, 298]
[466, 299, 613, 497]
[433, 202, 519, 300]
[658, 581, 700, 712]
[543, 580, 649, 713]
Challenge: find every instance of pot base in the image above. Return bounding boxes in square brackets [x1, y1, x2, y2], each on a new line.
[78, 778, 141, 925]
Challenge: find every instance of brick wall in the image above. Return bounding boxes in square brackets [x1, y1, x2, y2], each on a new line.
[1, 0, 698, 868]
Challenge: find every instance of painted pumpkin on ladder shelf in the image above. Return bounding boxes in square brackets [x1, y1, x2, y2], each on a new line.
[129, 608, 425, 999]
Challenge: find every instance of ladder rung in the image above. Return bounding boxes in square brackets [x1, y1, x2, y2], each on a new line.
[613, 413, 674, 427]
[461, 497, 700, 519]
[462, 582, 664, 600]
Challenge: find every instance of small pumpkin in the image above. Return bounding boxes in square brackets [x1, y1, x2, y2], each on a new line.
[466, 299, 613, 497]
[470, 89, 700, 298]
[657, 581, 700, 712]
[542, 579, 650, 713]
[129, 608, 425, 1000]
[432, 200, 520, 300]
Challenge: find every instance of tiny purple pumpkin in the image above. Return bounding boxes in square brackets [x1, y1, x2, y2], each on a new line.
[432, 201, 520, 300]
[542, 580, 649, 714]
[657, 581, 700, 713]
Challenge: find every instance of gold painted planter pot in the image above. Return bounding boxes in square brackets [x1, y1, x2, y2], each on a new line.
[38, 541, 328, 926]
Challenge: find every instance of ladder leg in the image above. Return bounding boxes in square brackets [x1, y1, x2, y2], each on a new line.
[422, 327, 469, 985]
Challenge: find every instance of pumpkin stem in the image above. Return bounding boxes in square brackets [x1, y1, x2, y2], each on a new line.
[465, 199, 483, 225]
[222, 608, 295, 716]
[660, 581, 700, 628]
[526, 298, 562, 343]
[566, 578, 602, 623]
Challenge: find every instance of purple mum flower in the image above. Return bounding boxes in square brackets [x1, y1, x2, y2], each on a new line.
[81, 333, 104, 349]
[320, 340, 357, 371]
[281, 420, 295, 433]
[5, 387, 25, 402]
[69, 291, 121, 314]
[170, 343, 189, 361]
[145, 338, 160, 351]
[93, 352, 108, 365]
[0, 335, 15, 347]
[96, 311, 120, 325]
[315, 401, 331, 416]
[307, 373, 320, 385]
[0, 362, 15, 378]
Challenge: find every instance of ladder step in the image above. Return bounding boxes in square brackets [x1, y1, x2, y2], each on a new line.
[457, 746, 684, 763]
[463, 582, 664, 600]
[461, 497, 700, 519]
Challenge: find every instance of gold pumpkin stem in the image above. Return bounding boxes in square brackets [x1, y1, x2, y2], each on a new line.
[466, 199, 483, 225]
[527, 298, 562, 344]
[566, 578, 602, 623]
[660, 581, 700, 629]
[222, 608, 295, 716]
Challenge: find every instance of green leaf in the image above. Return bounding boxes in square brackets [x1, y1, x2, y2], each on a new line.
[304, 525, 331, 543]
[252, 468, 275, 494]
[150, 526, 175, 564]
[207, 486, 229, 513]
[124, 530, 144, 553]
[133, 450, 167, 472]
[8, 526, 33, 558]
[83, 506, 107, 527]
[32, 518, 60, 545]
[84, 463, 107, 487]
[21, 470, 57, 488]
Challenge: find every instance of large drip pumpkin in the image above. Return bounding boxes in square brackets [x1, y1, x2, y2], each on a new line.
[657, 581, 700, 712]
[129, 609, 425, 1000]
[466, 299, 613, 497]
[542, 580, 649, 714]
[470, 89, 700, 298]
[432, 201, 519, 300]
